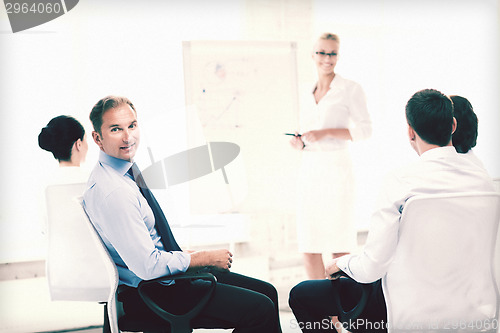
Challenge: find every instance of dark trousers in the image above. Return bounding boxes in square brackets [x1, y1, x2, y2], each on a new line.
[120, 270, 282, 333]
[289, 278, 387, 333]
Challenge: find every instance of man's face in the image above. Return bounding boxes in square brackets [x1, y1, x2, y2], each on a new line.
[92, 104, 140, 162]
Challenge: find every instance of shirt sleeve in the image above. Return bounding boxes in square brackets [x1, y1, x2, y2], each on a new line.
[337, 173, 402, 283]
[347, 83, 372, 142]
[97, 187, 190, 281]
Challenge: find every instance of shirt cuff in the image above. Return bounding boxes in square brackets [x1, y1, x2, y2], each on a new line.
[166, 250, 191, 275]
[336, 254, 353, 277]
[178, 251, 191, 272]
[348, 126, 365, 142]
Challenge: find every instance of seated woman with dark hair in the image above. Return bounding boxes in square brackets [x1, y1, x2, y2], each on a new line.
[450, 95, 485, 169]
[38, 115, 90, 185]
[450, 95, 477, 153]
[39, 115, 88, 167]
[38, 115, 91, 240]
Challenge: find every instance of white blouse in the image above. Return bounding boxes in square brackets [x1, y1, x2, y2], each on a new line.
[299, 74, 372, 151]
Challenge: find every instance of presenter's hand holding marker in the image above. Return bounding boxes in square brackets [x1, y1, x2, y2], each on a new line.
[286, 132, 306, 150]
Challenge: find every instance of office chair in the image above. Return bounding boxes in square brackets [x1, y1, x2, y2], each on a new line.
[382, 192, 500, 332]
[493, 178, 500, 193]
[46, 183, 216, 333]
[329, 270, 371, 323]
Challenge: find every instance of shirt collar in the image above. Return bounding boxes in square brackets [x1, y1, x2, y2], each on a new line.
[329, 73, 341, 88]
[420, 146, 457, 161]
[311, 74, 342, 93]
[98, 150, 133, 176]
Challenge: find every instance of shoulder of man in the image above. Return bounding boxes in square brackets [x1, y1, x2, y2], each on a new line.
[84, 162, 137, 204]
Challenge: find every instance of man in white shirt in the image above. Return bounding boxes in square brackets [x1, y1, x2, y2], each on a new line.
[288, 89, 495, 332]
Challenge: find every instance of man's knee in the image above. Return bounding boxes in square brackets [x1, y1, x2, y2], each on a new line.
[289, 280, 311, 309]
[242, 294, 277, 329]
[256, 294, 276, 315]
[260, 280, 279, 304]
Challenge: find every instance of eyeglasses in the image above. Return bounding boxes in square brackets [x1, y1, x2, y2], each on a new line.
[315, 51, 337, 58]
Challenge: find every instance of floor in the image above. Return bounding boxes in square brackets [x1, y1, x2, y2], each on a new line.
[0, 276, 302, 333]
[0, 246, 314, 333]
[47, 311, 301, 333]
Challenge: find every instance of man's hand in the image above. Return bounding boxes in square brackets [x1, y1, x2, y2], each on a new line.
[189, 249, 233, 271]
[325, 257, 341, 280]
[208, 249, 233, 271]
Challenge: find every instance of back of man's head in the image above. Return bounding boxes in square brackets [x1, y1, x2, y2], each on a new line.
[90, 96, 136, 135]
[405, 89, 454, 147]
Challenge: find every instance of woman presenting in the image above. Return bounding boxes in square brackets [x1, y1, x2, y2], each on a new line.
[290, 33, 372, 279]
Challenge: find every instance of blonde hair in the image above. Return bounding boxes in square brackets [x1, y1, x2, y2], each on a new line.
[319, 32, 340, 43]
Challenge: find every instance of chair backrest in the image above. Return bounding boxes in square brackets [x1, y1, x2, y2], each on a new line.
[45, 183, 121, 333]
[382, 192, 500, 332]
[494, 178, 500, 193]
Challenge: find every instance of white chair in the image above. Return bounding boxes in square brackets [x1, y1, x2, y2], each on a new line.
[493, 179, 500, 333]
[46, 183, 216, 333]
[493, 178, 500, 193]
[46, 183, 121, 332]
[382, 192, 500, 333]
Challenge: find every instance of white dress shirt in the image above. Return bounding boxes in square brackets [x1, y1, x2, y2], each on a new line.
[337, 146, 495, 282]
[462, 149, 486, 170]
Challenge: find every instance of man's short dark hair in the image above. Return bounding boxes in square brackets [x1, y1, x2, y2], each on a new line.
[450, 95, 478, 153]
[90, 96, 136, 135]
[405, 89, 454, 146]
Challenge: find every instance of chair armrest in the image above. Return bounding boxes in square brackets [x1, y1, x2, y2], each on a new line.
[137, 272, 216, 332]
[330, 271, 371, 323]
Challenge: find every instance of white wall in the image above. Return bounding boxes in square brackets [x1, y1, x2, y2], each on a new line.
[313, 0, 500, 226]
[0, 0, 246, 262]
[0, 0, 498, 263]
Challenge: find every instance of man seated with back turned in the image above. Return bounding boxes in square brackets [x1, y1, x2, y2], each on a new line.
[288, 88, 496, 332]
[83, 95, 282, 333]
